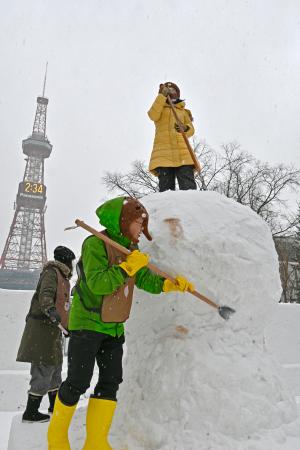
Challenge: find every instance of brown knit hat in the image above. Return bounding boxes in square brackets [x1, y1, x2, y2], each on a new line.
[164, 81, 180, 98]
[120, 197, 152, 243]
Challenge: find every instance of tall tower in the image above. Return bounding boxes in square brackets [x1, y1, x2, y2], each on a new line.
[0, 65, 52, 290]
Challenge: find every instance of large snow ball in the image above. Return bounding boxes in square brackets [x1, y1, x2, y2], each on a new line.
[112, 191, 298, 450]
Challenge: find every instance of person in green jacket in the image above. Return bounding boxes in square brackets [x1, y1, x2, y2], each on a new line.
[48, 196, 194, 450]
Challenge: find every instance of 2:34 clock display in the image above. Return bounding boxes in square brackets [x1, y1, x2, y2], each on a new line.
[24, 182, 44, 194]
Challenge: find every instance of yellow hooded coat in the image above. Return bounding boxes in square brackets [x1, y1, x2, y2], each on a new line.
[148, 94, 195, 175]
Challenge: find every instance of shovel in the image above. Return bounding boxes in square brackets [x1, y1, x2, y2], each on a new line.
[65, 220, 235, 321]
[58, 323, 69, 336]
[167, 94, 201, 173]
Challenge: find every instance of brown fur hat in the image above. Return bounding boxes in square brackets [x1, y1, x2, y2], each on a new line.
[120, 197, 152, 243]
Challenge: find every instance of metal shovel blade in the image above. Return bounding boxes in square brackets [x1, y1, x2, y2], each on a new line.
[218, 306, 236, 321]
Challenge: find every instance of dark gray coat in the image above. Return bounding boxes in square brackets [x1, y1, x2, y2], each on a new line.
[16, 261, 71, 366]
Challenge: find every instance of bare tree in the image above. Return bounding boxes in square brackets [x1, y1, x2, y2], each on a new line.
[293, 206, 300, 302]
[102, 160, 159, 198]
[102, 141, 300, 236]
[277, 241, 291, 303]
[198, 142, 300, 234]
[275, 232, 300, 303]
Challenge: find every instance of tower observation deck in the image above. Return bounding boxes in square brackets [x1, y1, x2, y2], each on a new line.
[0, 65, 52, 289]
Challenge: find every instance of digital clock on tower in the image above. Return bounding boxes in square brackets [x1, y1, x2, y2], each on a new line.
[22, 181, 45, 195]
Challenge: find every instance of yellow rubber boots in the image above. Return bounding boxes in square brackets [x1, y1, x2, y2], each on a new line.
[47, 396, 77, 450]
[83, 398, 117, 450]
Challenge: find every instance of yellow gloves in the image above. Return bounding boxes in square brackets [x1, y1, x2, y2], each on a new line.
[120, 252, 194, 293]
[163, 275, 194, 293]
[119, 250, 149, 277]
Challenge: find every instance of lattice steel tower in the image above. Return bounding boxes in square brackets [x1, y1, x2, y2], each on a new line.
[0, 65, 52, 289]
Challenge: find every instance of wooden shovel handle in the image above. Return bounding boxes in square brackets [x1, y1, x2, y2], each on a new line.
[58, 323, 69, 336]
[75, 220, 218, 310]
[167, 95, 201, 173]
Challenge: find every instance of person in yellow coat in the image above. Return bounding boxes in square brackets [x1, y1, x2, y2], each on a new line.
[148, 82, 197, 192]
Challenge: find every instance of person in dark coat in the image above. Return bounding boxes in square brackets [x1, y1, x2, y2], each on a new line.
[17, 246, 75, 423]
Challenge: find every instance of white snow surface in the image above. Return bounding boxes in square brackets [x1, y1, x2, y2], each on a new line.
[111, 191, 300, 449]
[3, 190, 300, 449]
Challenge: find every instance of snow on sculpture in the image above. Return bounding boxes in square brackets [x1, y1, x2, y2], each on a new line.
[112, 190, 299, 450]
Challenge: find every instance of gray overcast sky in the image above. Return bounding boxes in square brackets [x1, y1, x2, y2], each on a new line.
[0, 0, 299, 257]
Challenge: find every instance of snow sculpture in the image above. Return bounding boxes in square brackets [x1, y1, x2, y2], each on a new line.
[113, 190, 299, 450]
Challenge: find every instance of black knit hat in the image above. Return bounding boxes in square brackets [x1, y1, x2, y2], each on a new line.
[54, 246, 75, 264]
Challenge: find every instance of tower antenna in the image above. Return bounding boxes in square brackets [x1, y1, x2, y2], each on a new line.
[42, 62, 48, 97]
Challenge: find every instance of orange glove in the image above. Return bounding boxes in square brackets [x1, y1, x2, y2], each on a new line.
[119, 250, 149, 277]
[163, 275, 194, 293]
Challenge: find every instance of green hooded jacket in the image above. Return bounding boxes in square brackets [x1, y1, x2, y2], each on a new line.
[68, 197, 164, 336]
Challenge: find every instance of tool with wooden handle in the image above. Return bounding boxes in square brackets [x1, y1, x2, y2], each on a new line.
[65, 220, 235, 320]
[58, 323, 69, 336]
[167, 94, 201, 173]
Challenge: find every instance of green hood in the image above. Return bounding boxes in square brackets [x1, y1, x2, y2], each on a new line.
[96, 197, 131, 248]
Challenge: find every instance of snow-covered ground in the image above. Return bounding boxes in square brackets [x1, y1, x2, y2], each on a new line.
[0, 291, 97, 450]
[1, 191, 300, 449]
